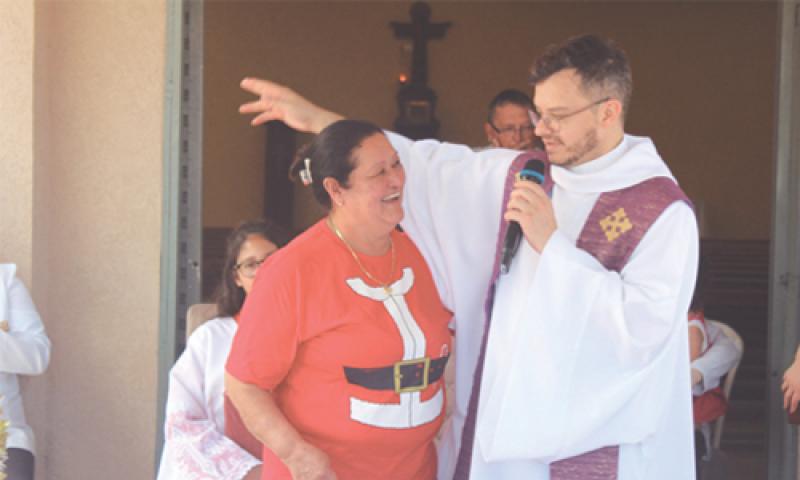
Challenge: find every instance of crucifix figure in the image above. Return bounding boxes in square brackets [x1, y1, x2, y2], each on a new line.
[390, 2, 451, 140]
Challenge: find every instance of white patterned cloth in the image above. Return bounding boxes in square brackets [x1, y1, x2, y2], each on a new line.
[157, 317, 261, 480]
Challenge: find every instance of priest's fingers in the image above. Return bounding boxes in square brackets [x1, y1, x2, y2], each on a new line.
[506, 193, 540, 220]
[249, 111, 277, 126]
[508, 188, 534, 207]
[509, 183, 549, 209]
[513, 179, 549, 200]
[239, 99, 269, 115]
[504, 193, 557, 253]
[503, 208, 527, 224]
[240, 77, 287, 98]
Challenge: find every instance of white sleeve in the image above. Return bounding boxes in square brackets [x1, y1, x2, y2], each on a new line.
[478, 202, 699, 462]
[158, 325, 260, 480]
[691, 320, 742, 395]
[0, 275, 51, 375]
[388, 131, 518, 314]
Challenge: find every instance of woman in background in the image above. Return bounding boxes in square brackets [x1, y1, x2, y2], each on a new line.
[0, 263, 51, 480]
[158, 219, 291, 480]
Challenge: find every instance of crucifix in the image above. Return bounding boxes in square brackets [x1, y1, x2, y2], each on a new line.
[390, 2, 451, 140]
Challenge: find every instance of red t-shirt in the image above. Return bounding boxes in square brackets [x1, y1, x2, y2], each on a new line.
[226, 220, 452, 480]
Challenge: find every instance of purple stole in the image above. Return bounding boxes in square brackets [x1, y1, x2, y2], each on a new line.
[453, 151, 691, 480]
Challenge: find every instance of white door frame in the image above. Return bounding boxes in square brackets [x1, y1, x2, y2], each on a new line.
[155, 0, 204, 470]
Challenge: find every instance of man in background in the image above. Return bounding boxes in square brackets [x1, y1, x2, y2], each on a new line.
[483, 88, 540, 151]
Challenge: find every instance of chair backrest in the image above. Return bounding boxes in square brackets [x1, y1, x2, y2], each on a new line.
[706, 319, 744, 449]
[186, 303, 219, 340]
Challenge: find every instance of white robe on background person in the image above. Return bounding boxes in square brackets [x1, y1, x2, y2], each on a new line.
[157, 317, 261, 480]
[390, 133, 698, 480]
[0, 263, 51, 455]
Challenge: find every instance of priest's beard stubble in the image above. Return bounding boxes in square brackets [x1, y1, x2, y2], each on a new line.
[562, 128, 599, 167]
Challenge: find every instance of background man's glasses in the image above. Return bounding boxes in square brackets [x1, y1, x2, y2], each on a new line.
[490, 123, 535, 137]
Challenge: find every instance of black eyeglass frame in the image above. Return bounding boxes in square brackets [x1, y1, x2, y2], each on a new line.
[533, 97, 611, 132]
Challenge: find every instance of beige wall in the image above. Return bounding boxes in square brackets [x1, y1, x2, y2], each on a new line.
[0, 0, 35, 274]
[204, 1, 776, 239]
[0, 1, 167, 478]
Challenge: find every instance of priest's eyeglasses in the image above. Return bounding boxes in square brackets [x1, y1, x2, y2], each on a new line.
[489, 122, 535, 138]
[534, 97, 610, 132]
[234, 254, 272, 278]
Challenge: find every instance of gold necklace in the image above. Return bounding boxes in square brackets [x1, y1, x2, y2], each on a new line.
[328, 216, 396, 294]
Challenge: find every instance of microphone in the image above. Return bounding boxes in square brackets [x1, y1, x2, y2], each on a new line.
[500, 159, 546, 274]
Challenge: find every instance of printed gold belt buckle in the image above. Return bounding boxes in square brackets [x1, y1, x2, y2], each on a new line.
[393, 357, 431, 393]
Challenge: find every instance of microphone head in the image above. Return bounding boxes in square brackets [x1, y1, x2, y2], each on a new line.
[519, 159, 546, 184]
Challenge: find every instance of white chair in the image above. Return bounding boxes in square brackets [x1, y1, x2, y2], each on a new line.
[186, 303, 219, 340]
[706, 319, 744, 449]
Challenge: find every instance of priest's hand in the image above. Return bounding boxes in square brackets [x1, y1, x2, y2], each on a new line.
[239, 77, 343, 134]
[782, 347, 800, 414]
[504, 179, 557, 253]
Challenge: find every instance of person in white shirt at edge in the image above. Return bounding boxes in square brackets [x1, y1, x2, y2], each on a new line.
[237, 34, 699, 480]
[687, 264, 742, 477]
[158, 219, 291, 480]
[0, 264, 51, 480]
[483, 88, 541, 152]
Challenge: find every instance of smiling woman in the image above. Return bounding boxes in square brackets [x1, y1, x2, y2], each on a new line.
[224, 119, 453, 480]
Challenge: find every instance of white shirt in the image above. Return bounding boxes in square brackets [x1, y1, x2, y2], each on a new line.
[691, 320, 742, 396]
[390, 133, 698, 480]
[0, 263, 51, 453]
[157, 317, 261, 480]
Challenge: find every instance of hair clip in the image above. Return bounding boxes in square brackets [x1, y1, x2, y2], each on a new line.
[299, 157, 313, 186]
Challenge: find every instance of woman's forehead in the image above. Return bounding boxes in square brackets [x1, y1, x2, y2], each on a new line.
[352, 134, 396, 166]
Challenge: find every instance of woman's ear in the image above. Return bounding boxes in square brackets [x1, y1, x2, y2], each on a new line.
[323, 177, 344, 207]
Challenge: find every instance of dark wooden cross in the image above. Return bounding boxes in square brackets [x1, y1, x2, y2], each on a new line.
[390, 2, 451, 86]
[390, 2, 451, 140]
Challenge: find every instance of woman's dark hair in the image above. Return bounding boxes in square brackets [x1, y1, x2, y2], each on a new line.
[289, 119, 383, 208]
[216, 219, 292, 317]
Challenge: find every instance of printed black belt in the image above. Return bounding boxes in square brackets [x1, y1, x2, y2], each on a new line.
[344, 355, 449, 394]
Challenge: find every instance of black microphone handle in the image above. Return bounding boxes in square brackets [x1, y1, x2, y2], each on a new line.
[500, 221, 522, 274]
